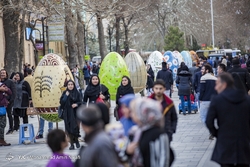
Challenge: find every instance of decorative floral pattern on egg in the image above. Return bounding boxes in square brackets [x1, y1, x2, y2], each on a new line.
[164, 51, 179, 80]
[99, 52, 130, 100]
[147, 51, 163, 78]
[124, 52, 147, 93]
[32, 53, 74, 122]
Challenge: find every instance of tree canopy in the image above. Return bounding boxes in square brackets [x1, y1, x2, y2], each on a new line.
[164, 26, 185, 51]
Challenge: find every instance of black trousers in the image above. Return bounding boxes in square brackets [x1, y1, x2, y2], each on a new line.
[221, 164, 249, 167]
[13, 115, 28, 130]
[6, 103, 13, 130]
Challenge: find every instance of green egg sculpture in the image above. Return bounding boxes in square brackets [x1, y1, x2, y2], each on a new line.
[99, 52, 130, 100]
[40, 113, 62, 123]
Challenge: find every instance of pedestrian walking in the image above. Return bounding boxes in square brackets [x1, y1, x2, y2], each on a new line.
[149, 79, 178, 142]
[83, 74, 110, 104]
[146, 64, 154, 96]
[176, 66, 192, 115]
[12, 72, 31, 131]
[76, 104, 120, 167]
[46, 129, 74, 167]
[83, 64, 90, 86]
[130, 97, 170, 167]
[0, 82, 12, 146]
[156, 62, 174, 97]
[0, 69, 16, 135]
[206, 73, 250, 167]
[115, 76, 134, 119]
[60, 80, 81, 150]
[228, 57, 250, 93]
[217, 63, 226, 75]
[36, 118, 53, 139]
[199, 64, 217, 124]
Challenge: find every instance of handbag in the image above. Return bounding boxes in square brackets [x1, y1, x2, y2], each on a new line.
[96, 85, 111, 109]
[0, 107, 6, 116]
[26, 106, 38, 115]
[57, 106, 64, 119]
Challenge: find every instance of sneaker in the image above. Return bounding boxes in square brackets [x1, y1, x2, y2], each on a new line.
[6, 129, 13, 135]
[69, 144, 75, 150]
[36, 134, 43, 139]
[209, 134, 214, 140]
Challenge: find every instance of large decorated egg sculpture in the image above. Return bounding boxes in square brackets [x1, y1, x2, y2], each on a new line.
[147, 51, 163, 79]
[32, 53, 74, 122]
[181, 51, 193, 68]
[172, 51, 184, 65]
[190, 50, 200, 65]
[164, 51, 179, 80]
[124, 52, 147, 93]
[99, 52, 130, 100]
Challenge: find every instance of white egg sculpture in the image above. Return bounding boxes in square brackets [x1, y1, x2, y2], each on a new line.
[147, 51, 163, 79]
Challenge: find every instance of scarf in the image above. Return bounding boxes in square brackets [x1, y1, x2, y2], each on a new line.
[85, 74, 108, 96]
[117, 76, 134, 95]
[65, 80, 79, 102]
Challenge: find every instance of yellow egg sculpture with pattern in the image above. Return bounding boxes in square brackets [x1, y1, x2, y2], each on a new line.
[32, 53, 74, 122]
[124, 52, 147, 93]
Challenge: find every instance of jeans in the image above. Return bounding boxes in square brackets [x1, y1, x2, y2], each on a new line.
[180, 95, 191, 114]
[39, 118, 53, 135]
[195, 92, 200, 108]
[200, 101, 210, 124]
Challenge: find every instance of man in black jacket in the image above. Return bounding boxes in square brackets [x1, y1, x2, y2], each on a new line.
[0, 69, 16, 134]
[156, 62, 173, 97]
[228, 57, 250, 93]
[206, 73, 250, 167]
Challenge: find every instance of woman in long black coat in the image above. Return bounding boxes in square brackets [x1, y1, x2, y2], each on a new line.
[60, 80, 82, 150]
[115, 76, 134, 119]
[83, 74, 110, 103]
[176, 66, 192, 115]
[13, 72, 31, 131]
[146, 64, 154, 96]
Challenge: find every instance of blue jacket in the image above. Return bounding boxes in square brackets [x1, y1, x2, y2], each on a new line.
[156, 67, 173, 90]
[199, 73, 217, 101]
[83, 65, 90, 79]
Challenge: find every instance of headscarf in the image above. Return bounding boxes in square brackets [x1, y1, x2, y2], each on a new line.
[119, 94, 135, 107]
[130, 97, 162, 131]
[117, 76, 134, 95]
[84, 74, 108, 96]
[65, 80, 79, 102]
[15, 72, 24, 83]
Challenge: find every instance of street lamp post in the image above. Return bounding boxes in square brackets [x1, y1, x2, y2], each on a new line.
[211, 0, 215, 49]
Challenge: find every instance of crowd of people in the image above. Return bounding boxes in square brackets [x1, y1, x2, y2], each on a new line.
[1, 54, 250, 167]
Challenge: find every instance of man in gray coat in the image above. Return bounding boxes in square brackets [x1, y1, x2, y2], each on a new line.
[76, 104, 120, 167]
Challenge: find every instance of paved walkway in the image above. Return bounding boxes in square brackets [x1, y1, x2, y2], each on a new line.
[0, 89, 219, 167]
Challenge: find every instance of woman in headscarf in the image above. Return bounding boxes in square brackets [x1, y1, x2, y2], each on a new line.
[13, 72, 31, 131]
[146, 64, 154, 96]
[60, 80, 82, 150]
[83, 74, 110, 104]
[129, 97, 170, 167]
[116, 76, 134, 119]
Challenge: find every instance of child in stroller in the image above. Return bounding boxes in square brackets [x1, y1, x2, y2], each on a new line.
[178, 93, 198, 114]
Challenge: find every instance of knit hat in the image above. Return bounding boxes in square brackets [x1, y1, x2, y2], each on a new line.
[232, 58, 240, 65]
[77, 104, 101, 126]
[96, 103, 110, 125]
[130, 97, 162, 130]
[119, 94, 135, 107]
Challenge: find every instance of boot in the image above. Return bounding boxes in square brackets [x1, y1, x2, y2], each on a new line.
[75, 139, 80, 148]
[0, 139, 11, 146]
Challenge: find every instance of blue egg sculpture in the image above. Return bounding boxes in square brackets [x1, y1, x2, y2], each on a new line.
[181, 51, 193, 68]
[164, 51, 179, 80]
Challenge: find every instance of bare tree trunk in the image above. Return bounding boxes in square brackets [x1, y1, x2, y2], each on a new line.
[3, 2, 20, 74]
[19, 12, 26, 72]
[115, 15, 121, 54]
[65, 3, 78, 69]
[76, 11, 85, 68]
[96, 13, 107, 60]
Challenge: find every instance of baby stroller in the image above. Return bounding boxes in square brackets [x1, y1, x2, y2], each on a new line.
[178, 93, 198, 114]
